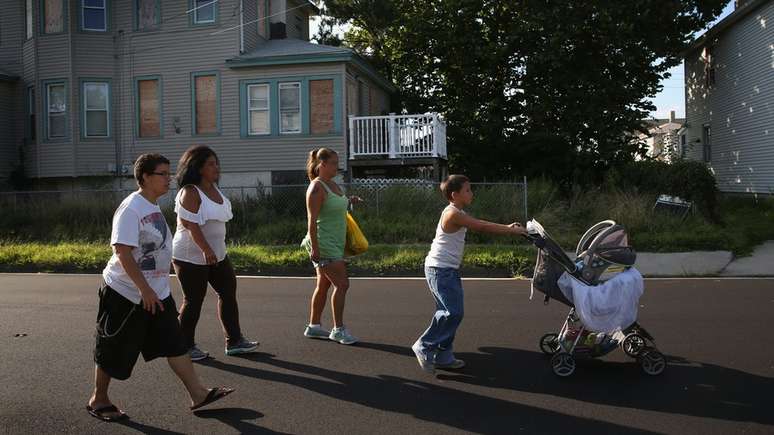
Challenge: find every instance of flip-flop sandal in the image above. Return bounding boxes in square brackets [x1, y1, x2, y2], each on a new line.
[190, 387, 235, 411]
[86, 404, 128, 422]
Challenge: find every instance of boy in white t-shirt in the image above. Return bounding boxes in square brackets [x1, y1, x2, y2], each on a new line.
[412, 175, 527, 374]
[87, 154, 233, 422]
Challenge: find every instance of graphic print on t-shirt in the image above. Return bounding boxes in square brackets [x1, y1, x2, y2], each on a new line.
[138, 212, 169, 273]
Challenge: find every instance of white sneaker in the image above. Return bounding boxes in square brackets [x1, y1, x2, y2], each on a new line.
[304, 325, 331, 339]
[329, 327, 358, 345]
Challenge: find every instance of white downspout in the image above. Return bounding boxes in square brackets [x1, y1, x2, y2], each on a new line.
[239, 0, 245, 53]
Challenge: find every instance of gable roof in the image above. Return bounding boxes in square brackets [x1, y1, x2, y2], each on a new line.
[226, 39, 396, 92]
[684, 0, 770, 55]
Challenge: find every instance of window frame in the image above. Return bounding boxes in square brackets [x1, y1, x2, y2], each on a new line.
[190, 71, 221, 136]
[42, 79, 68, 142]
[40, 0, 67, 36]
[133, 0, 161, 31]
[134, 75, 164, 139]
[279, 82, 302, 135]
[190, 0, 218, 26]
[246, 83, 271, 136]
[80, 0, 108, 32]
[239, 75, 343, 138]
[26, 86, 36, 142]
[702, 124, 711, 163]
[80, 79, 111, 139]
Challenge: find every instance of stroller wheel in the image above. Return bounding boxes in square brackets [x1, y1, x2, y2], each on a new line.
[551, 352, 576, 377]
[638, 348, 667, 376]
[539, 333, 560, 355]
[622, 333, 646, 358]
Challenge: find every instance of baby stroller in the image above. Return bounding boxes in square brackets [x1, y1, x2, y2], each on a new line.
[525, 219, 666, 377]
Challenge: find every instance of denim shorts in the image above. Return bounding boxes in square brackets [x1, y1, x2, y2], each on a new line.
[311, 257, 347, 268]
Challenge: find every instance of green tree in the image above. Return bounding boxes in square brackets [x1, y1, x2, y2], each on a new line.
[318, 0, 727, 184]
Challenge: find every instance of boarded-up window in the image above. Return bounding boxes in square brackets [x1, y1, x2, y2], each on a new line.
[137, 0, 158, 29]
[194, 75, 217, 135]
[310, 79, 334, 135]
[346, 79, 357, 116]
[138, 79, 160, 137]
[44, 0, 64, 34]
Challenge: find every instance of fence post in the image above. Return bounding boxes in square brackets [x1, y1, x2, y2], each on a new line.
[523, 176, 529, 221]
[388, 113, 398, 158]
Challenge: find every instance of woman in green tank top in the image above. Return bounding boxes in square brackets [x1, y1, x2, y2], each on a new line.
[301, 148, 361, 345]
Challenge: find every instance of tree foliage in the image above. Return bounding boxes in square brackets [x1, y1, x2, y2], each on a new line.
[317, 0, 727, 184]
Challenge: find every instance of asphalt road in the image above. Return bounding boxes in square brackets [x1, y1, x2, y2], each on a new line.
[0, 274, 772, 434]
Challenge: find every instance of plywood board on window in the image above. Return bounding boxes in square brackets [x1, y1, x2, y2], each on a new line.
[195, 76, 217, 134]
[45, 0, 63, 33]
[310, 79, 334, 134]
[139, 80, 160, 137]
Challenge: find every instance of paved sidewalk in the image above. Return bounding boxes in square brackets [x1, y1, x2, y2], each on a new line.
[721, 241, 774, 277]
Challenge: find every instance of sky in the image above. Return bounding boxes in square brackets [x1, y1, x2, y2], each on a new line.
[310, 1, 737, 120]
[648, 0, 736, 120]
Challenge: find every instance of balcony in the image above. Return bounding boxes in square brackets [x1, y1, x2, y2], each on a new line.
[348, 113, 447, 160]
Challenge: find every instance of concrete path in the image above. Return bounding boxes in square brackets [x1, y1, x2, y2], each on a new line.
[721, 241, 774, 277]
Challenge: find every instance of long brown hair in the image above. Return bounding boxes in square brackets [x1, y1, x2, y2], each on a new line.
[306, 147, 337, 181]
[176, 145, 219, 188]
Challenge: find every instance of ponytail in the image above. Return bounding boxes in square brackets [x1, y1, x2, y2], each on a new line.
[306, 147, 337, 181]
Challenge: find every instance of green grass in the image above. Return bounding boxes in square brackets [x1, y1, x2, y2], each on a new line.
[1, 184, 773, 275]
[0, 243, 534, 277]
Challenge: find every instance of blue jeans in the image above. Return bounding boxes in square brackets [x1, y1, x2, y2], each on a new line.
[414, 266, 464, 365]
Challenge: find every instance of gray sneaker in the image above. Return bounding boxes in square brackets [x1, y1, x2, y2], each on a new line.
[436, 359, 466, 370]
[411, 342, 436, 374]
[225, 337, 259, 356]
[189, 345, 210, 362]
[304, 325, 331, 339]
[328, 327, 358, 345]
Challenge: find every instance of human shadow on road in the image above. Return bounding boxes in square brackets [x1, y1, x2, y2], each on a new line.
[435, 346, 774, 426]
[354, 341, 414, 357]
[194, 407, 291, 434]
[116, 419, 185, 435]
[203, 353, 658, 434]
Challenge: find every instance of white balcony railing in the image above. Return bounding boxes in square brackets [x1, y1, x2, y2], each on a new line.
[348, 113, 447, 159]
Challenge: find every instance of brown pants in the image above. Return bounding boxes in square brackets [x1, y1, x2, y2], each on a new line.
[173, 256, 242, 348]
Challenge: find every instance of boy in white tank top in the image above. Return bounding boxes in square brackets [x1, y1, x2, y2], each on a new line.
[412, 175, 527, 374]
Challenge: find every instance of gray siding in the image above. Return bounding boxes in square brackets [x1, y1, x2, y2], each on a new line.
[0, 0, 24, 76]
[22, 40, 38, 177]
[0, 82, 21, 179]
[346, 66, 392, 116]
[286, 0, 309, 40]
[684, 1, 774, 194]
[122, 62, 347, 174]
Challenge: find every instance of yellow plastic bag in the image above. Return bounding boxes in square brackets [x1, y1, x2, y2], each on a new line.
[344, 212, 368, 256]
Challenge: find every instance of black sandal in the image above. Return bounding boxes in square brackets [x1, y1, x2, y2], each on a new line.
[86, 404, 128, 422]
[190, 387, 235, 411]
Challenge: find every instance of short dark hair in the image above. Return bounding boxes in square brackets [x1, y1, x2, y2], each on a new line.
[134, 153, 170, 186]
[176, 145, 219, 188]
[440, 174, 470, 201]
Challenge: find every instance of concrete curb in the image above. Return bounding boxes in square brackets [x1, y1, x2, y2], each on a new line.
[633, 251, 735, 277]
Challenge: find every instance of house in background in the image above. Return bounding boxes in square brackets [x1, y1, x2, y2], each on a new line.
[682, 0, 773, 194]
[639, 110, 685, 161]
[0, 0, 447, 190]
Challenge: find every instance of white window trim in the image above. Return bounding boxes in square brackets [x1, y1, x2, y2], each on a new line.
[247, 84, 270, 136]
[82, 0, 107, 31]
[84, 82, 110, 138]
[194, 0, 216, 24]
[279, 82, 301, 135]
[46, 83, 66, 140]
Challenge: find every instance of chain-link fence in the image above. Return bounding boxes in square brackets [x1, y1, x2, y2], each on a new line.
[0, 180, 528, 244]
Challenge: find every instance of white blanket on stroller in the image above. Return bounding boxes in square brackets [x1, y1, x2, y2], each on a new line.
[557, 268, 644, 334]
